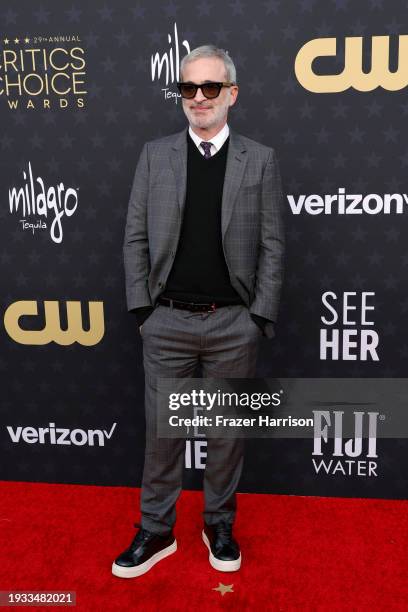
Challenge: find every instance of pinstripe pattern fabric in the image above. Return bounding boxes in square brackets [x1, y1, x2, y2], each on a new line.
[123, 126, 285, 337]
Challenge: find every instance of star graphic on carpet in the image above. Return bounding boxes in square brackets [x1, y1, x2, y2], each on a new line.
[213, 583, 234, 596]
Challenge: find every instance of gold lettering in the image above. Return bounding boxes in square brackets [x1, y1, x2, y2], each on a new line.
[4, 300, 105, 346]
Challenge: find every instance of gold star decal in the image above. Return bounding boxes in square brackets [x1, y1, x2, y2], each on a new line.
[14, 37, 19, 44]
[213, 583, 234, 596]
[4, 38, 9, 44]
[24, 37, 30, 43]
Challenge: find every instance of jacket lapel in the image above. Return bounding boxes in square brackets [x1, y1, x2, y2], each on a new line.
[169, 125, 248, 240]
[170, 127, 188, 218]
[221, 128, 247, 239]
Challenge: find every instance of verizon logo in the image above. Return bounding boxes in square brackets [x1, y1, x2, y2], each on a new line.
[288, 188, 408, 215]
[6, 422, 117, 447]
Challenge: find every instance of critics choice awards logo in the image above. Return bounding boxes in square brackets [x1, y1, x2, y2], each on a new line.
[0, 35, 87, 110]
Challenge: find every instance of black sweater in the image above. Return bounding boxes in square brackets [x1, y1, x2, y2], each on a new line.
[162, 131, 242, 304]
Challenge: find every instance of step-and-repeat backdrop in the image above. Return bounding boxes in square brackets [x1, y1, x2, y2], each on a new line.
[1, 1, 407, 499]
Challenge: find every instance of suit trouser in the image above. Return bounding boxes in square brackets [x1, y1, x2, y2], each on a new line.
[139, 302, 261, 535]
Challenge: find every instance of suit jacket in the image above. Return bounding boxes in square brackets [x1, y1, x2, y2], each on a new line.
[123, 125, 285, 339]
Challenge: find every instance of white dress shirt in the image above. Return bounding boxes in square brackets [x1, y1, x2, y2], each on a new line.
[188, 123, 230, 157]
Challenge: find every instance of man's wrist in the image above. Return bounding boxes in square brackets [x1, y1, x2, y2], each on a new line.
[250, 314, 274, 335]
[130, 306, 154, 327]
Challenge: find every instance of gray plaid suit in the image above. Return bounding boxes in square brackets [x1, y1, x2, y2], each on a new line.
[123, 125, 285, 534]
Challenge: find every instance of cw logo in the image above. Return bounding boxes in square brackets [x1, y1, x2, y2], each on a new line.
[295, 35, 408, 93]
[4, 300, 104, 346]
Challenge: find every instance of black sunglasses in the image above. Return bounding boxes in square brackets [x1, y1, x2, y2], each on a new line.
[176, 81, 236, 99]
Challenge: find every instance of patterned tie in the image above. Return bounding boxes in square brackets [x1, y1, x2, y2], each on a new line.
[200, 141, 213, 159]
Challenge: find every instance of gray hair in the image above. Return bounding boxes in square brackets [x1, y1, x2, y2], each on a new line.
[180, 45, 237, 83]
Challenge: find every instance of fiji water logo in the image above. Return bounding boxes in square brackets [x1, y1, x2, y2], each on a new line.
[151, 22, 190, 104]
[312, 410, 381, 477]
[8, 161, 78, 244]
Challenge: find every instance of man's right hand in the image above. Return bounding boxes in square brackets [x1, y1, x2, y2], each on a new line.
[130, 305, 154, 331]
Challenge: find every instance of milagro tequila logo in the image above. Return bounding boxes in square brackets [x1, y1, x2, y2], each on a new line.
[151, 22, 190, 104]
[9, 161, 78, 243]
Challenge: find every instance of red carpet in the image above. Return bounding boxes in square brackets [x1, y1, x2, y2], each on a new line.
[0, 481, 406, 611]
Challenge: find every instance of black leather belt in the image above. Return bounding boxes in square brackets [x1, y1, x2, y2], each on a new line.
[157, 296, 228, 313]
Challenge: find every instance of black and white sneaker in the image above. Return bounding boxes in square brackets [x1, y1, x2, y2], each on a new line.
[112, 523, 177, 578]
[202, 521, 241, 572]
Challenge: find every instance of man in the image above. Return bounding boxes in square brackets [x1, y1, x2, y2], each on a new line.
[112, 45, 284, 578]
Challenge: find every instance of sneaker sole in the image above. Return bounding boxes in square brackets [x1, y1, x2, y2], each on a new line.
[112, 539, 177, 578]
[202, 531, 241, 572]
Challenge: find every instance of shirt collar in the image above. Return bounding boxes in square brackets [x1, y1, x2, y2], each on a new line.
[188, 123, 229, 155]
